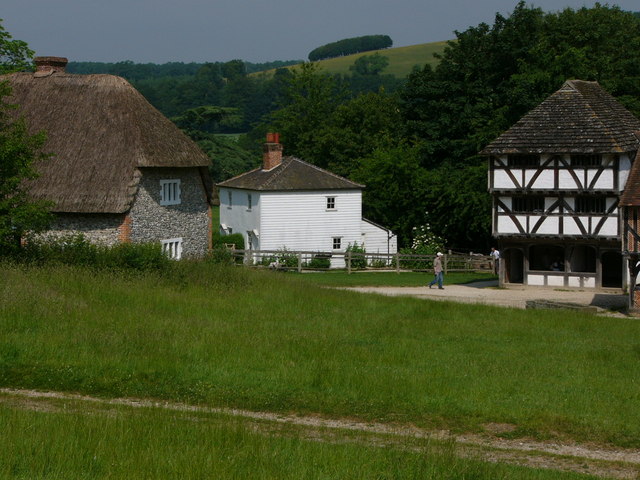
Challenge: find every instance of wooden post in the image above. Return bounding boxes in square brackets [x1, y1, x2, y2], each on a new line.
[395, 253, 400, 273]
[444, 254, 448, 274]
[297, 253, 302, 272]
[347, 251, 352, 274]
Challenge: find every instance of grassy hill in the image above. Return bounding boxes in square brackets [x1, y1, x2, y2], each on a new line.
[255, 40, 449, 78]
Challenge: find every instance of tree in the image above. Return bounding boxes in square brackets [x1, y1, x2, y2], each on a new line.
[269, 63, 346, 167]
[349, 53, 389, 76]
[0, 83, 51, 251]
[0, 19, 33, 74]
[0, 20, 51, 251]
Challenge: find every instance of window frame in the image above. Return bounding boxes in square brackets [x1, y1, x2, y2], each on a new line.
[332, 237, 342, 250]
[326, 196, 336, 210]
[161, 237, 183, 260]
[507, 154, 539, 168]
[574, 196, 606, 214]
[511, 196, 545, 214]
[159, 179, 181, 206]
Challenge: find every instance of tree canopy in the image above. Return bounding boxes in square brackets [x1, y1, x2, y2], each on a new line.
[308, 35, 392, 61]
[0, 20, 51, 251]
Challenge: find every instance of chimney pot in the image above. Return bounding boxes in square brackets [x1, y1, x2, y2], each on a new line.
[34, 56, 68, 75]
[263, 133, 283, 170]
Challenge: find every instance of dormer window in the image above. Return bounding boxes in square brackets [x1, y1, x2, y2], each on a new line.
[160, 179, 181, 206]
[327, 196, 336, 210]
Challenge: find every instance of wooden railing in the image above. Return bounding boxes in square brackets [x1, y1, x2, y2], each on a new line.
[225, 248, 495, 274]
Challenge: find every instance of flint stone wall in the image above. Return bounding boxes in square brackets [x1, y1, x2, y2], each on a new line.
[129, 167, 211, 258]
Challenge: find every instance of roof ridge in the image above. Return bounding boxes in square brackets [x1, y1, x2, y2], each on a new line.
[261, 156, 292, 188]
[289, 157, 365, 188]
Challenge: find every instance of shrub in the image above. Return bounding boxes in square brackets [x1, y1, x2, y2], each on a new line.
[306, 254, 331, 269]
[214, 232, 244, 250]
[346, 242, 366, 269]
[208, 246, 235, 265]
[17, 235, 170, 272]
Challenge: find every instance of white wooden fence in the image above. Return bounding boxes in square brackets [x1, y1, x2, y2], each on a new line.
[225, 248, 495, 274]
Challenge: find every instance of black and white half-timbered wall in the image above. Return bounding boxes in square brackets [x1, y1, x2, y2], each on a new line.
[482, 80, 640, 291]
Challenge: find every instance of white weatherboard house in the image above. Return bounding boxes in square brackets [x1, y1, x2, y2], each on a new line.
[217, 135, 397, 267]
[482, 80, 640, 290]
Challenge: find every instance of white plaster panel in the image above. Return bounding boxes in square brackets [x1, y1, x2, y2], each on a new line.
[528, 170, 555, 189]
[547, 276, 564, 286]
[620, 155, 631, 189]
[528, 274, 545, 286]
[493, 170, 517, 189]
[590, 170, 613, 190]
[536, 216, 559, 235]
[584, 277, 595, 288]
[599, 217, 618, 236]
[564, 220, 581, 235]
[497, 216, 520, 234]
[568, 276, 581, 287]
[558, 170, 579, 189]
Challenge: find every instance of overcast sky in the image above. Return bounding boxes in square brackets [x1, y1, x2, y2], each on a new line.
[2, 0, 639, 64]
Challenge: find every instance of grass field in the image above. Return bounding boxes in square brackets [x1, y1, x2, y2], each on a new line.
[0, 394, 595, 479]
[1, 262, 639, 454]
[255, 40, 449, 78]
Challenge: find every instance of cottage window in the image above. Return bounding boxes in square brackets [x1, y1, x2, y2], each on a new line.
[227, 191, 233, 209]
[247, 193, 253, 211]
[327, 196, 336, 210]
[332, 237, 342, 250]
[512, 196, 544, 213]
[161, 238, 183, 260]
[160, 179, 181, 206]
[575, 196, 606, 214]
[507, 154, 539, 168]
[570, 154, 601, 167]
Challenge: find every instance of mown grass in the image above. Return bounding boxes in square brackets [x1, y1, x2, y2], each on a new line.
[0, 396, 598, 479]
[292, 270, 496, 287]
[1, 262, 639, 449]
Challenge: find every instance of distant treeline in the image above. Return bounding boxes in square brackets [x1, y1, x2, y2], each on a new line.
[308, 35, 392, 61]
[67, 59, 302, 80]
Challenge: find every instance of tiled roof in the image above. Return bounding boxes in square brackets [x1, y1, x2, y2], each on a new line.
[480, 80, 640, 155]
[217, 156, 364, 191]
[619, 149, 640, 206]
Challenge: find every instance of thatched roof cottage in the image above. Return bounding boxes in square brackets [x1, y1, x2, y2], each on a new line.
[3, 56, 214, 258]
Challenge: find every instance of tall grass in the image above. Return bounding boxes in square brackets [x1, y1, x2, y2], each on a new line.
[0, 397, 596, 479]
[1, 263, 639, 448]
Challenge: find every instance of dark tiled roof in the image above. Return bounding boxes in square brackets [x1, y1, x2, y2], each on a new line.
[480, 80, 640, 155]
[619, 149, 640, 206]
[217, 156, 364, 191]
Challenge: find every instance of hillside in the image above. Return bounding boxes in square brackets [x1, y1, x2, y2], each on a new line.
[256, 40, 449, 78]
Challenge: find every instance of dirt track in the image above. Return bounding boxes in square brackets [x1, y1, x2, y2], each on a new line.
[341, 280, 630, 313]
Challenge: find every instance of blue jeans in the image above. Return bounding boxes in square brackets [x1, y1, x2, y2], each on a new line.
[429, 271, 443, 288]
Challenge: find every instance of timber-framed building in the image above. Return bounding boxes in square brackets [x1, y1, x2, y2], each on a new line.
[482, 80, 640, 290]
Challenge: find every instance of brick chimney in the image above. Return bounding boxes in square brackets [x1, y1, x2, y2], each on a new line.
[33, 56, 68, 77]
[263, 133, 283, 171]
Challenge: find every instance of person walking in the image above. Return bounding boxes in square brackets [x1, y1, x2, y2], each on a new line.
[490, 247, 500, 275]
[428, 252, 444, 289]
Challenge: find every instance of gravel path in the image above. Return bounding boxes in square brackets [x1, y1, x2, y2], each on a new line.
[340, 280, 629, 313]
[1, 388, 639, 479]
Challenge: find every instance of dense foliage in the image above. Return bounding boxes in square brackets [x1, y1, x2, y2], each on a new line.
[0, 21, 51, 252]
[308, 35, 393, 61]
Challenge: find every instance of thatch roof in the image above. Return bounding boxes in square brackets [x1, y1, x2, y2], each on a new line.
[217, 156, 364, 191]
[481, 80, 640, 155]
[3, 63, 211, 213]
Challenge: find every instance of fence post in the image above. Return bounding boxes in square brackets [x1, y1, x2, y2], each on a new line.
[395, 253, 400, 273]
[444, 254, 448, 274]
[347, 251, 352, 274]
[297, 253, 302, 272]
